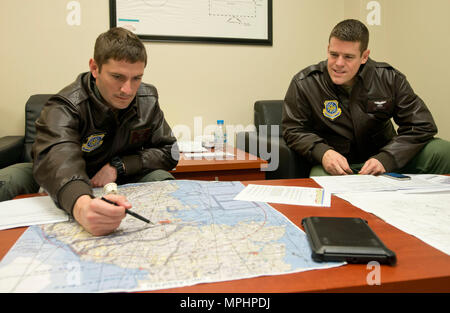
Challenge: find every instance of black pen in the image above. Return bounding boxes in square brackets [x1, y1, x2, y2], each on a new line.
[101, 197, 152, 224]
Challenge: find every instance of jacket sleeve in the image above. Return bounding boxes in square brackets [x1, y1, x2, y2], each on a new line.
[32, 98, 93, 215]
[372, 71, 437, 171]
[121, 100, 179, 176]
[282, 78, 331, 165]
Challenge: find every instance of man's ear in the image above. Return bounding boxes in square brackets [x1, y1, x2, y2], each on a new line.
[361, 49, 370, 64]
[89, 58, 99, 78]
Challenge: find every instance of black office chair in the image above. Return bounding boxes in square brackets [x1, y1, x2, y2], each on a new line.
[236, 100, 310, 179]
[0, 94, 53, 169]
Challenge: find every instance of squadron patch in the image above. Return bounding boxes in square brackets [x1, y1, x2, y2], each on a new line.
[82, 133, 105, 152]
[323, 100, 342, 120]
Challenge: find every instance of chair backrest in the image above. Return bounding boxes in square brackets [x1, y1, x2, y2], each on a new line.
[23, 94, 53, 162]
[254, 100, 283, 137]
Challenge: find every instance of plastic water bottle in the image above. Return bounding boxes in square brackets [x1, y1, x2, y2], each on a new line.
[214, 120, 227, 153]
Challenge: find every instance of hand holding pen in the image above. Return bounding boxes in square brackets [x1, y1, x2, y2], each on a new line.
[73, 183, 153, 236]
[102, 183, 153, 224]
[101, 197, 152, 224]
[72, 193, 131, 236]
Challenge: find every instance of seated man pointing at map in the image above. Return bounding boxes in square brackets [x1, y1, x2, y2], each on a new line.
[32, 27, 179, 236]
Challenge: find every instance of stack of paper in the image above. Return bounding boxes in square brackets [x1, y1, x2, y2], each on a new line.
[312, 174, 450, 194]
[177, 141, 207, 152]
[311, 174, 450, 255]
[0, 196, 68, 230]
[336, 191, 450, 255]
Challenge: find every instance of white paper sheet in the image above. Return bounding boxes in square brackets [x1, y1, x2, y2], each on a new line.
[312, 174, 449, 194]
[177, 141, 207, 152]
[336, 191, 450, 255]
[234, 184, 331, 207]
[399, 174, 450, 193]
[0, 196, 68, 230]
[183, 152, 235, 159]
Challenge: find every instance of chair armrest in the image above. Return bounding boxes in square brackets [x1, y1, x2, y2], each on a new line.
[274, 137, 311, 179]
[236, 131, 310, 179]
[256, 134, 310, 179]
[0, 136, 24, 168]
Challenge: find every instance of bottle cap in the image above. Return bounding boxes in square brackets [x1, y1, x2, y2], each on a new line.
[103, 182, 118, 195]
[217, 120, 224, 124]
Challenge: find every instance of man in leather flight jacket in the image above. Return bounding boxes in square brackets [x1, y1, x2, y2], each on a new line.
[31, 27, 179, 235]
[282, 19, 450, 176]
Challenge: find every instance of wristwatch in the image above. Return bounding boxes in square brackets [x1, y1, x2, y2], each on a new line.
[110, 156, 126, 177]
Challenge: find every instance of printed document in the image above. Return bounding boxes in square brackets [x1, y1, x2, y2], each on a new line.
[234, 184, 331, 207]
[337, 191, 450, 255]
[312, 174, 449, 194]
[0, 196, 68, 230]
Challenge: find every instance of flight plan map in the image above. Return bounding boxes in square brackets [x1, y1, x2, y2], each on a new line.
[0, 180, 342, 292]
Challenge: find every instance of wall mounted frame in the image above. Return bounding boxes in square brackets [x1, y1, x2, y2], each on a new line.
[110, 0, 272, 45]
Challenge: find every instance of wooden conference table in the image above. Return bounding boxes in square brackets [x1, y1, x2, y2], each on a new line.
[1, 178, 449, 292]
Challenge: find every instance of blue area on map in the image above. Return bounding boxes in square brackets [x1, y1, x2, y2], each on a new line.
[170, 181, 267, 227]
[1, 226, 148, 292]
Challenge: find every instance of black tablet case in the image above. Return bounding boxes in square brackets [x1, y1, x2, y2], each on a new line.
[302, 217, 396, 265]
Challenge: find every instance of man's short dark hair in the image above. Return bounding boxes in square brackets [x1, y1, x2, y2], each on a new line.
[329, 19, 369, 54]
[94, 27, 147, 71]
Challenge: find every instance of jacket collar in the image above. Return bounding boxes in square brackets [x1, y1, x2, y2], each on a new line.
[357, 58, 376, 91]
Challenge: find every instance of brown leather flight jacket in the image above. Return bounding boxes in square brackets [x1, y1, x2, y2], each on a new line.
[32, 72, 179, 214]
[282, 58, 437, 172]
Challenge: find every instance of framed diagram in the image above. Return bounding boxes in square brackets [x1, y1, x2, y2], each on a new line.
[109, 0, 272, 45]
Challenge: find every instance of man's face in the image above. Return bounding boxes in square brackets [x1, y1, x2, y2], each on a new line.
[89, 58, 145, 110]
[327, 37, 370, 87]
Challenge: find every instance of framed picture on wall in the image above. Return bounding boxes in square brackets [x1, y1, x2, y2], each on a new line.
[109, 0, 272, 45]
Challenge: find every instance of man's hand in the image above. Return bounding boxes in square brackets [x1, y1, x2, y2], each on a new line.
[91, 163, 117, 188]
[359, 158, 386, 175]
[72, 194, 131, 236]
[322, 150, 353, 175]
